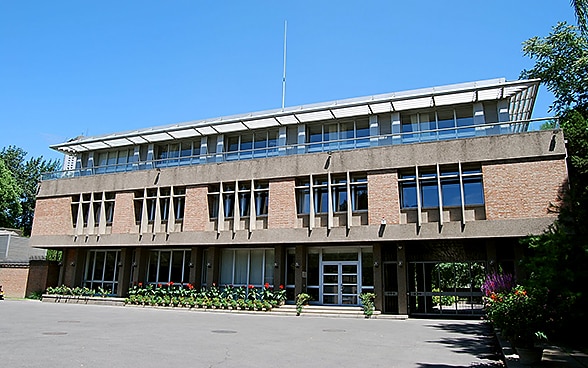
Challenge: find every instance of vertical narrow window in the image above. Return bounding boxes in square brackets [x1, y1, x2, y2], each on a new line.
[313, 177, 328, 214]
[173, 187, 186, 220]
[399, 173, 417, 209]
[355, 118, 370, 147]
[208, 184, 220, 219]
[295, 179, 310, 214]
[93, 192, 102, 227]
[331, 176, 347, 212]
[82, 193, 91, 227]
[133, 190, 144, 224]
[146, 189, 157, 222]
[238, 181, 251, 217]
[223, 183, 235, 217]
[159, 187, 171, 221]
[420, 171, 439, 208]
[351, 175, 368, 211]
[104, 192, 115, 225]
[254, 181, 269, 216]
[71, 195, 80, 227]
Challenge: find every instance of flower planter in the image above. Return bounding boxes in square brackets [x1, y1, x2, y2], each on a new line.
[517, 347, 543, 365]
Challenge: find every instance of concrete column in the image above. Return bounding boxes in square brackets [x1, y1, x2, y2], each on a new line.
[294, 245, 307, 296]
[273, 245, 285, 288]
[189, 247, 203, 287]
[206, 246, 220, 287]
[117, 248, 133, 296]
[132, 248, 149, 285]
[372, 243, 383, 312]
[397, 243, 408, 315]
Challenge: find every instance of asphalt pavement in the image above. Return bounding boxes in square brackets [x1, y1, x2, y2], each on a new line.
[0, 299, 503, 368]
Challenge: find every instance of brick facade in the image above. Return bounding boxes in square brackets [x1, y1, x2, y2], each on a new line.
[183, 186, 209, 232]
[0, 265, 29, 298]
[31, 197, 72, 236]
[268, 179, 297, 229]
[111, 192, 136, 234]
[483, 159, 567, 220]
[368, 171, 400, 225]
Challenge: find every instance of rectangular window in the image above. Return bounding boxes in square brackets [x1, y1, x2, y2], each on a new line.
[83, 250, 120, 294]
[208, 184, 220, 219]
[147, 249, 191, 285]
[313, 177, 328, 214]
[220, 248, 275, 287]
[351, 175, 368, 211]
[399, 165, 484, 210]
[295, 179, 310, 214]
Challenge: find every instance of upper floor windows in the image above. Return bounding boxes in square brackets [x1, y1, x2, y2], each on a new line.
[399, 165, 484, 210]
[133, 187, 186, 233]
[400, 105, 475, 142]
[207, 181, 269, 220]
[71, 192, 115, 234]
[226, 129, 279, 160]
[295, 173, 368, 215]
[306, 119, 370, 152]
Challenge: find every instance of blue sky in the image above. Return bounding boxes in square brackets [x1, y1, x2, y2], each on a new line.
[0, 1, 577, 163]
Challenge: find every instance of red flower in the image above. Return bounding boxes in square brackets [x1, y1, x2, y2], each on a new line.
[264, 282, 270, 288]
[168, 281, 174, 286]
[248, 284, 254, 289]
[187, 283, 194, 290]
[157, 283, 162, 288]
[279, 285, 284, 290]
[212, 283, 216, 287]
[138, 282, 143, 287]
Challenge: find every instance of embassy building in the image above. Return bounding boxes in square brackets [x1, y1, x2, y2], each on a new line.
[31, 78, 567, 316]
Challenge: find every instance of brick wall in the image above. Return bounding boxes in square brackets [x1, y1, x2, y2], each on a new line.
[0, 265, 29, 298]
[111, 192, 136, 234]
[183, 186, 209, 232]
[268, 179, 297, 229]
[484, 159, 567, 220]
[31, 197, 72, 236]
[368, 171, 400, 225]
[26, 260, 59, 296]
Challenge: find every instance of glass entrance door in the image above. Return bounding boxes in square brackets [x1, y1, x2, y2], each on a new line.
[322, 261, 359, 305]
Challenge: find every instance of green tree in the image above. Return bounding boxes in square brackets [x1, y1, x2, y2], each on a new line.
[0, 157, 22, 228]
[0, 146, 60, 236]
[572, 0, 588, 34]
[519, 20, 588, 342]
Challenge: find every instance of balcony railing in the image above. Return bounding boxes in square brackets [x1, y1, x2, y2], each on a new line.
[41, 117, 558, 181]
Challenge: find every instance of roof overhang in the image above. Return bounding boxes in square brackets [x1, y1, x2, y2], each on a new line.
[50, 78, 540, 154]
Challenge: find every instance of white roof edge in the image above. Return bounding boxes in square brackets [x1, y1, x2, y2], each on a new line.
[51, 78, 539, 153]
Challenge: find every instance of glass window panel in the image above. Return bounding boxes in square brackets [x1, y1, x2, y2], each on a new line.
[324, 123, 338, 141]
[352, 184, 368, 211]
[463, 177, 485, 205]
[255, 191, 269, 216]
[104, 251, 116, 281]
[85, 252, 95, 280]
[323, 264, 338, 274]
[240, 133, 253, 151]
[355, 119, 370, 137]
[323, 252, 358, 262]
[227, 136, 239, 152]
[170, 251, 184, 283]
[223, 193, 234, 217]
[362, 250, 374, 286]
[254, 132, 267, 149]
[342, 264, 357, 274]
[296, 188, 310, 214]
[249, 249, 263, 285]
[160, 197, 170, 220]
[180, 142, 192, 157]
[268, 130, 278, 147]
[333, 187, 347, 212]
[323, 295, 337, 304]
[340, 122, 354, 140]
[441, 178, 462, 207]
[220, 249, 234, 285]
[307, 253, 319, 286]
[308, 125, 323, 143]
[234, 250, 249, 285]
[264, 249, 274, 285]
[324, 275, 339, 283]
[456, 106, 474, 127]
[324, 285, 338, 294]
[437, 109, 455, 129]
[208, 194, 219, 219]
[174, 197, 185, 220]
[314, 187, 328, 213]
[421, 182, 439, 208]
[401, 182, 417, 208]
[159, 251, 170, 283]
[147, 251, 158, 283]
[342, 275, 357, 284]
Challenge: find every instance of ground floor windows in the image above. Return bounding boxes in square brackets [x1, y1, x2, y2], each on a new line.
[83, 250, 120, 294]
[147, 249, 191, 285]
[220, 248, 274, 287]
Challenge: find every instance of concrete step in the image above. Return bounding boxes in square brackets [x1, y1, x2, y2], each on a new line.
[270, 304, 409, 319]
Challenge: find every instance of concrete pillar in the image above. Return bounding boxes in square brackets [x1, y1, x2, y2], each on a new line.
[189, 247, 203, 288]
[294, 245, 307, 296]
[397, 243, 408, 315]
[273, 244, 285, 288]
[117, 248, 133, 296]
[206, 246, 220, 287]
[132, 248, 149, 285]
[373, 243, 383, 311]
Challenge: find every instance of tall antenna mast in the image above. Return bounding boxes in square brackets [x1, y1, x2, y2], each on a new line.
[281, 20, 287, 110]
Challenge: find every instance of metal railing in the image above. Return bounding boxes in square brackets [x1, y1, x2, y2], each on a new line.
[41, 117, 558, 181]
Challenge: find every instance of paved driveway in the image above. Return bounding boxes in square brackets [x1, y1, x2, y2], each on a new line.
[0, 300, 502, 367]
